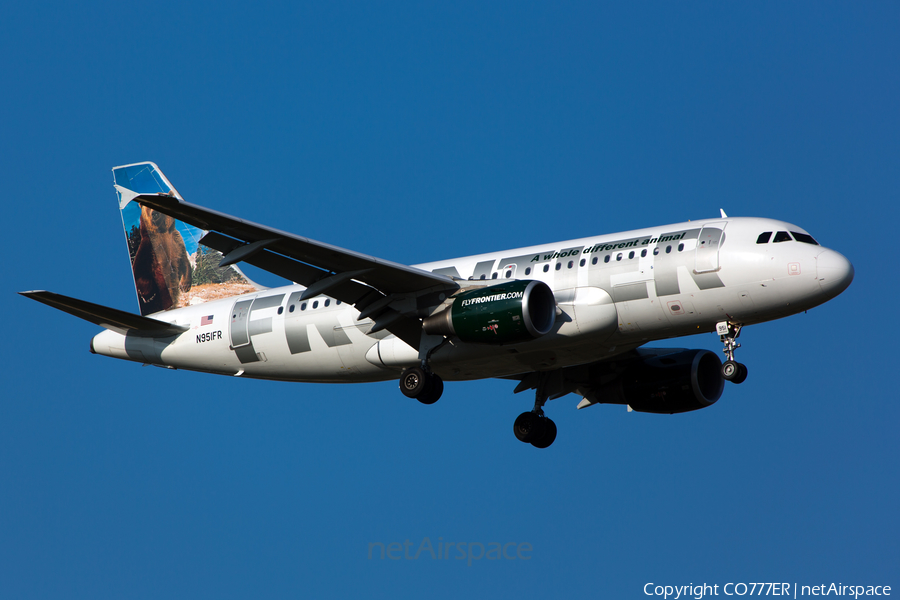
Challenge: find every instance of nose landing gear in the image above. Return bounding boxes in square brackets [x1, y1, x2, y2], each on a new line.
[717, 321, 748, 384]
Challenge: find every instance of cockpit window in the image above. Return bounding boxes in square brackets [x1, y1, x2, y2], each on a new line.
[791, 231, 819, 245]
[773, 231, 793, 243]
[756, 232, 772, 244]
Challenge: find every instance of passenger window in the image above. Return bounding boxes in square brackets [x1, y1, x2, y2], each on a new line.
[301, 303, 307, 311]
[555, 263, 562, 271]
[289, 305, 295, 313]
[591, 256, 598, 265]
[604, 255, 610, 263]
[756, 232, 772, 244]
[313, 301, 319, 309]
[505, 270, 511, 278]
[491, 272, 498, 279]
[480, 274, 486, 280]
[641, 249, 647, 258]
[543, 265, 549, 273]
[653, 247, 660, 256]
[666, 246, 672, 253]
[336, 300, 341, 305]
[616, 253, 623, 261]
[773, 231, 793, 243]
[791, 231, 819, 245]
[567, 261, 574, 269]
[678, 243, 684, 252]
[277, 306, 283, 315]
[324, 299, 330, 307]
[579, 258, 585, 267]
[525, 267, 531, 275]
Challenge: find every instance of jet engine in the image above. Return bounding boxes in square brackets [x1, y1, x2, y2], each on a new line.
[422, 280, 556, 344]
[594, 349, 724, 414]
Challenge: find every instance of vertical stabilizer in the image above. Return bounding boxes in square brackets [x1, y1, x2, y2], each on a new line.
[113, 162, 259, 316]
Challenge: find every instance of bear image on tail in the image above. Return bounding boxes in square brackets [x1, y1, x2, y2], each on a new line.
[131, 206, 192, 314]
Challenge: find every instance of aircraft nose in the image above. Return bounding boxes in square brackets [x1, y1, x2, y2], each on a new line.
[816, 249, 854, 298]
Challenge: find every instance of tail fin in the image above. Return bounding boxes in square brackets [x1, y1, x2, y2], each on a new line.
[112, 162, 259, 316]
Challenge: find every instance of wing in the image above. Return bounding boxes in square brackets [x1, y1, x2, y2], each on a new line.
[128, 191, 459, 349]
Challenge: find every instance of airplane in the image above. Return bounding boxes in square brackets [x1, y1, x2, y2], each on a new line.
[20, 162, 854, 448]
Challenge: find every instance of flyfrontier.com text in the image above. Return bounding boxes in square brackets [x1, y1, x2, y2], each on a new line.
[460, 291, 524, 307]
[644, 582, 891, 600]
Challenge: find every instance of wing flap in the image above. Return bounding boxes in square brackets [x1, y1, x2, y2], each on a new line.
[19, 291, 188, 338]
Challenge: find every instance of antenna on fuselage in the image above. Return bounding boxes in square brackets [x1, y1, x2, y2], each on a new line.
[720, 209, 728, 218]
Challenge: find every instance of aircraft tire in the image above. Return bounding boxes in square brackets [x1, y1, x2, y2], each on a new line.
[514, 411, 544, 443]
[417, 375, 443, 405]
[400, 367, 428, 398]
[531, 418, 557, 449]
[732, 363, 748, 385]
[722, 360, 740, 381]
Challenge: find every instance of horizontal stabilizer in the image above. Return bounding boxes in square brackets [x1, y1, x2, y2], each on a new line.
[19, 291, 189, 338]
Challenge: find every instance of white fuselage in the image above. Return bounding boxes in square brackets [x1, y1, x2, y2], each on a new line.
[90, 216, 853, 382]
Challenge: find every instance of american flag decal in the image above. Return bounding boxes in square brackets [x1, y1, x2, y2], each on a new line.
[201, 315, 214, 326]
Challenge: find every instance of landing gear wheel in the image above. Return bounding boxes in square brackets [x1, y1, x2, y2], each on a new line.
[513, 412, 556, 448]
[400, 367, 428, 398]
[399, 367, 444, 403]
[530, 418, 557, 449]
[417, 375, 443, 405]
[514, 411, 543, 443]
[722, 360, 748, 384]
[722, 360, 739, 381]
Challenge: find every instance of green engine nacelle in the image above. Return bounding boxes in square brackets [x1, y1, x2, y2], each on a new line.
[422, 280, 557, 344]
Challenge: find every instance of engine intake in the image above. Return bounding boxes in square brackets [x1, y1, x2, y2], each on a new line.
[422, 280, 556, 344]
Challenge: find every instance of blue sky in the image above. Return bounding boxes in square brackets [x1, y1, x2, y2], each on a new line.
[3, 2, 898, 598]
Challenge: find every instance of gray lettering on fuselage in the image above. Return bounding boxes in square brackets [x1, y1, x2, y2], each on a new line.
[692, 271, 726, 290]
[231, 299, 253, 347]
[230, 294, 285, 364]
[316, 323, 352, 348]
[471, 260, 496, 280]
[284, 291, 311, 353]
[652, 229, 700, 297]
[249, 318, 273, 336]
[691, 230, 726, 289]
[612, 283, 649, 302]
[286, 324, 312, 354]
[441, 227, 726, 304]
[283, 290, 353, 354]
[496, 253, 544, 278]
[432, 266, 461, 279]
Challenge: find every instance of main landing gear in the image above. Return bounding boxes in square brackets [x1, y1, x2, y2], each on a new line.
[514, 410, 557, 449]
[717, 320, 748, 384]
[513, 372, 558, 449]
[399, 366, 444, 405]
